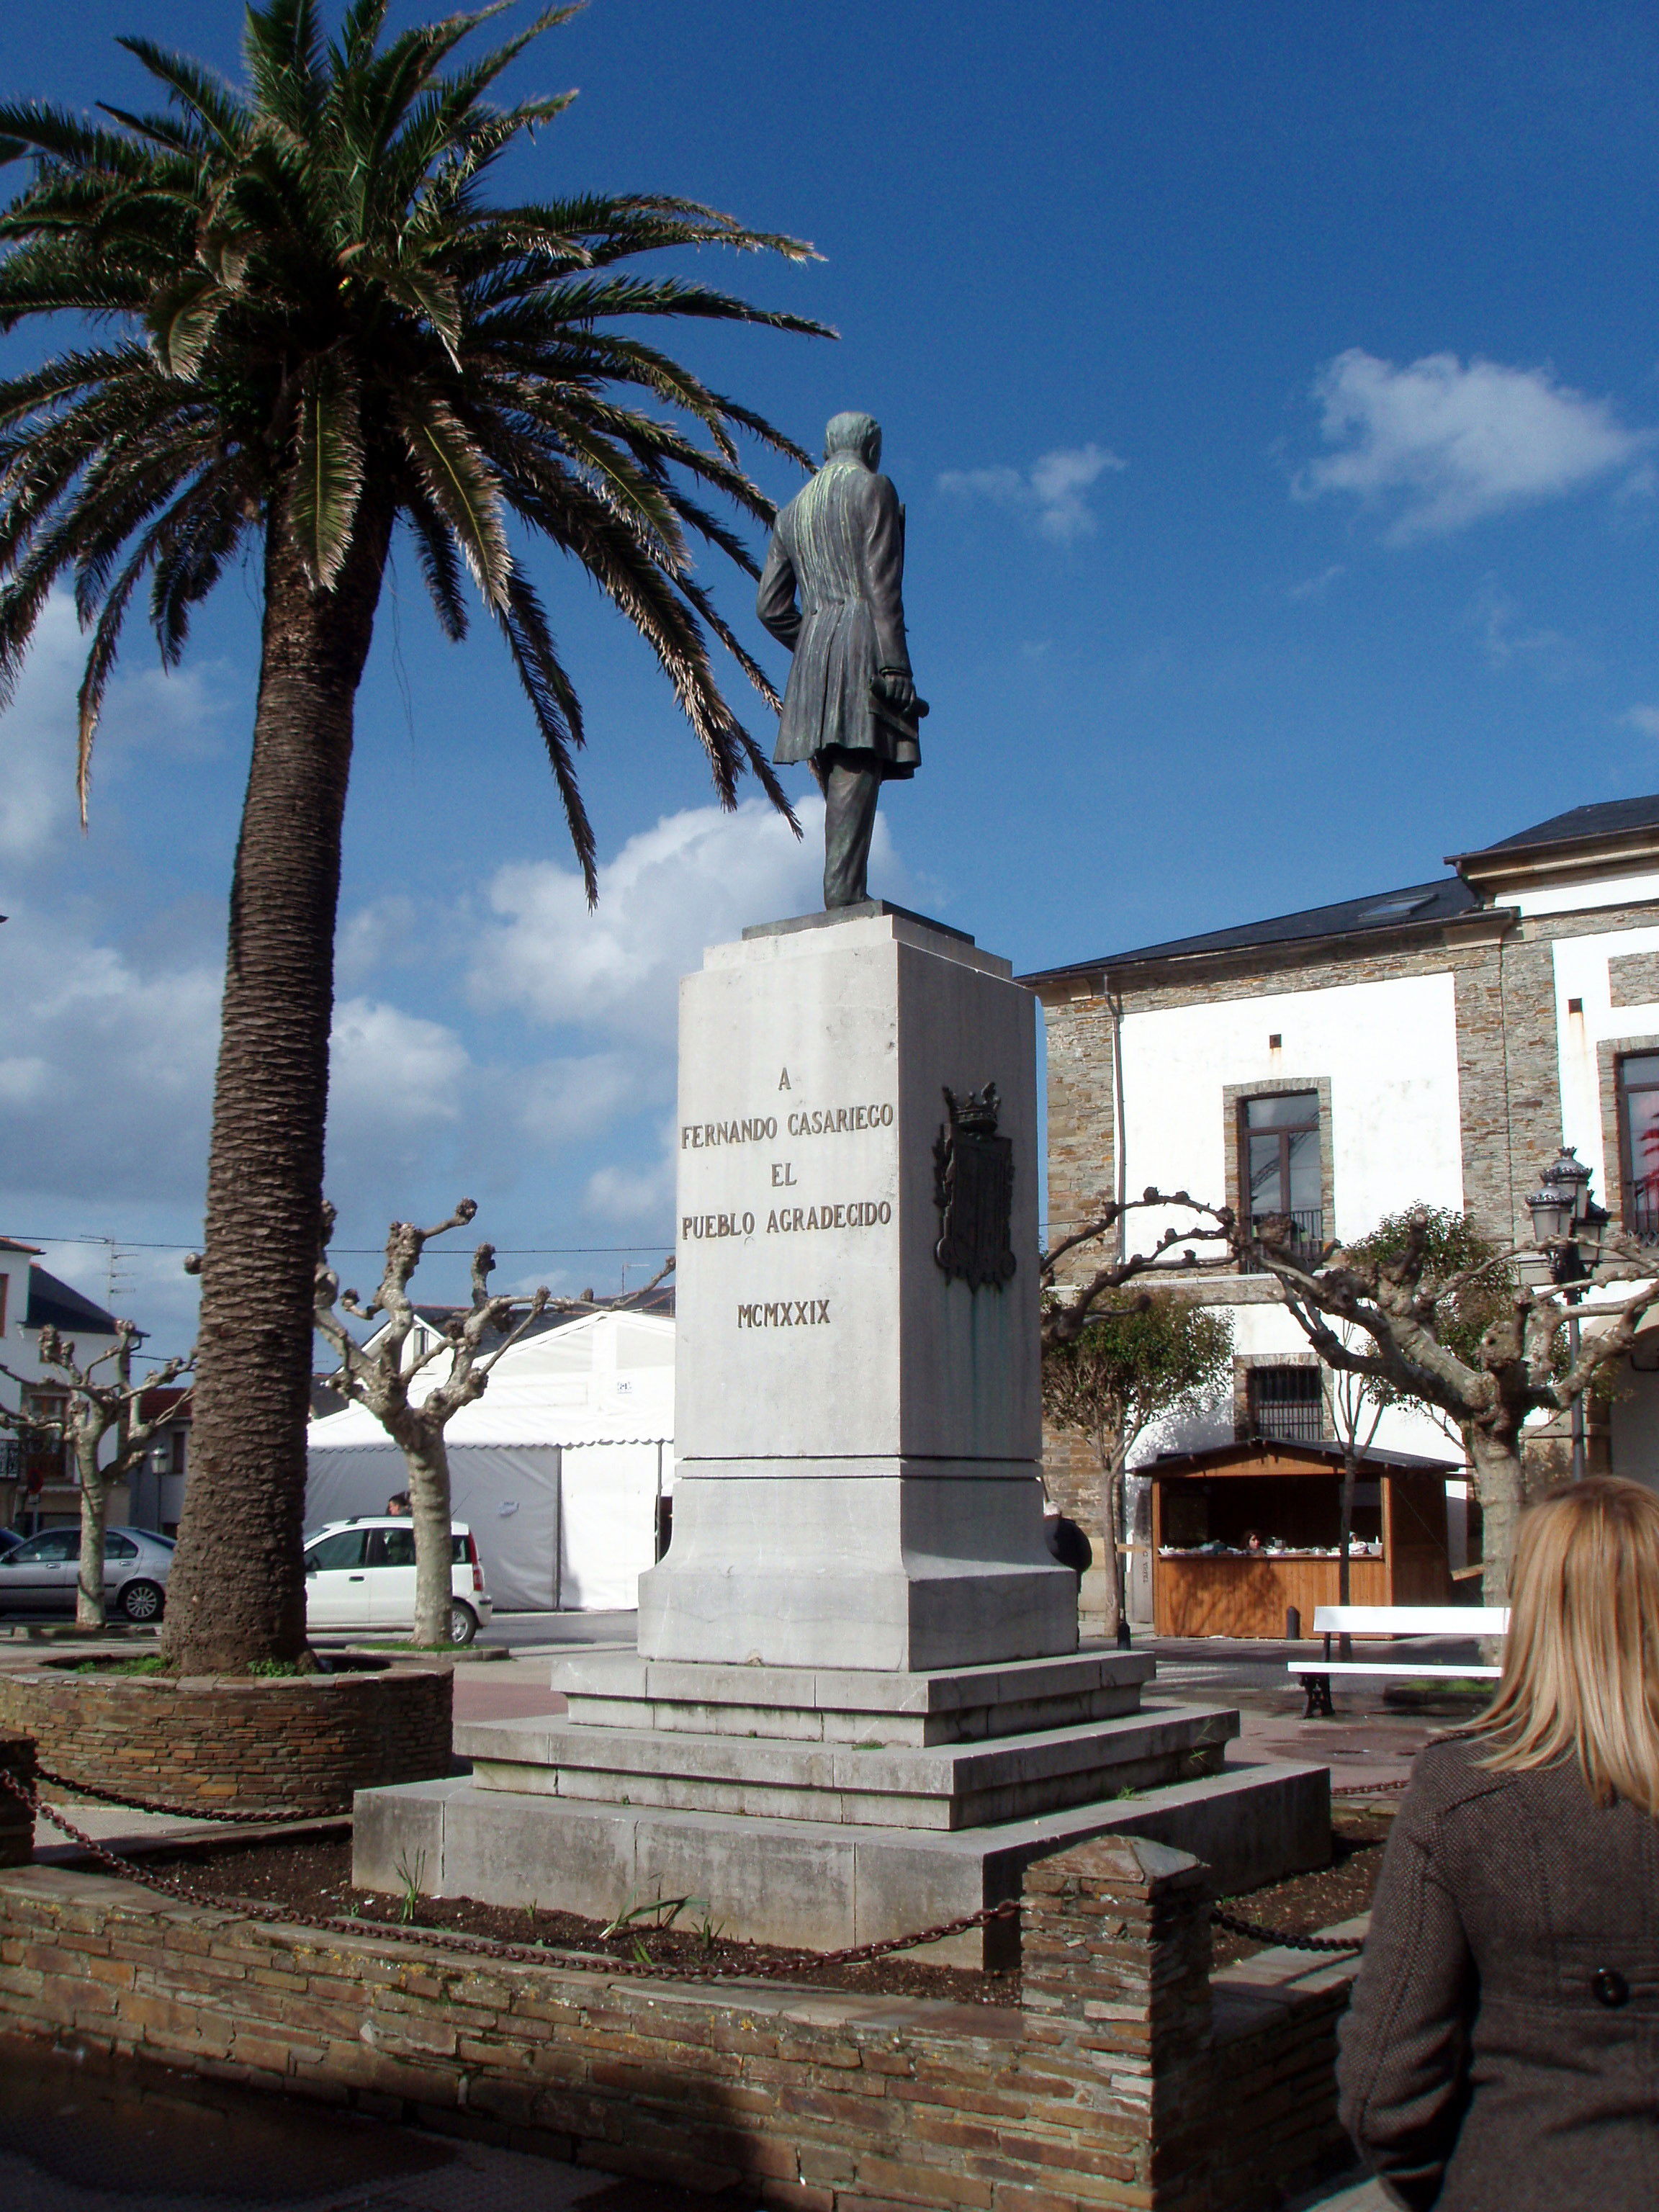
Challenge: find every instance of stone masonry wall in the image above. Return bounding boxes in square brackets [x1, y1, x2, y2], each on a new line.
[0, 1668, 451, 1816]
[0, 1835, 1361, 2212]
[1042, 902, 1659, 1260]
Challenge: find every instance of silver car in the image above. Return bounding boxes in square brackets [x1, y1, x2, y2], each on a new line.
[0, 1525, 174, 1620]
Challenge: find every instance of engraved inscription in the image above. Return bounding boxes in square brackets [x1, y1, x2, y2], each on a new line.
[737, 1299, 832, 1328]
[682, 1211, 755, 1239]
[765, 1202, 891, 1233]
[681, 1117, 777, 1149]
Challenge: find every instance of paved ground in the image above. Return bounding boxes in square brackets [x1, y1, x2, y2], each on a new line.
[0, 2026, 1388, 2212]
[0, 2034, 745, 2212]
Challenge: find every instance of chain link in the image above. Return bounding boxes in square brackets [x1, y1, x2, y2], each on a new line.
[32, 1764, 325, 1826]
[0, 1766, 1019, 1982]
[1209, 1905, 1363, 1955]
[4, 1768, 1377, 1974]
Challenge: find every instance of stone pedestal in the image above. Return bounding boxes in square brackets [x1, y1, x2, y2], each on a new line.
[639, 902, 1074, 1671]
[356, 907, 1331, 1960]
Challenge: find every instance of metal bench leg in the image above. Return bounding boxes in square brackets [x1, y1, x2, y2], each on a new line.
[1303, 1672, 1334, 1719]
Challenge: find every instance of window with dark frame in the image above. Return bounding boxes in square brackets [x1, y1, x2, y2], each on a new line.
[1618, 1051, 1659, 1243]
[1246, 1365, 1326, 1444]
[1241, 1091, 1323, 1257]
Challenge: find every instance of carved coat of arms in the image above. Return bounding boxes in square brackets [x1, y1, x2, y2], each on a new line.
[933, 1084, 1017, 1291]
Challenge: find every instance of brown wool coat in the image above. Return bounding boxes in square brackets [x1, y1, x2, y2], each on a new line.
[1339, 1734, 1659, 2211]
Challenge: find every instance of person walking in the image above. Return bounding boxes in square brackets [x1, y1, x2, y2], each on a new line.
[1339, 1476, 1659, 2209]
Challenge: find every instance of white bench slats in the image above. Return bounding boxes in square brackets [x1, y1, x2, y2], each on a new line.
[1289, 1662, 1501, 1679]
[1310, 1606, 1509, 1636]
[1293, 1603, 1508, 1714]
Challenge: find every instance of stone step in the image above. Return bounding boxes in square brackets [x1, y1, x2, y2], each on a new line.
[354, 1754, 1331, 1969]
[456, 1702, 1238, 1831]
[552, 1645, 1156, 1746]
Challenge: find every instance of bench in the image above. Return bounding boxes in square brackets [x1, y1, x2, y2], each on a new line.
[1290, 1604, 1509, 1718]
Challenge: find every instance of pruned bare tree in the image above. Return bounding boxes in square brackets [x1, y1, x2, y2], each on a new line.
[312, 1201, 673, 1647]
[1247, 1207, 1659, 1606]
[0, 1323, 192, 1627]
[1040, 1190, 1237, 1349]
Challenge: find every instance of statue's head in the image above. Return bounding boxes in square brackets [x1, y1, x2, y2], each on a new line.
[824, 411, 882, 469]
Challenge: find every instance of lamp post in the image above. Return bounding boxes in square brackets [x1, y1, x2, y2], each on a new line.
[1524, 1147, 1609, 1483]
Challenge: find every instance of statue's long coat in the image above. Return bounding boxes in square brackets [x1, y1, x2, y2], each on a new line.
[755, 453, 918, 777]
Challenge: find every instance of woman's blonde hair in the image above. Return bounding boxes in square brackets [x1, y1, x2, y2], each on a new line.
[1477, 1476, 1659, 1814]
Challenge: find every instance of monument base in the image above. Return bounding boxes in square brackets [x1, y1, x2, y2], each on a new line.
[637, 1468, 1076, 1670]
[356, 1648, 1331, 1966]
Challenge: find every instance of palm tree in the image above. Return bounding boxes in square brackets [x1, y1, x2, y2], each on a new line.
[0, 0, 824, 1670]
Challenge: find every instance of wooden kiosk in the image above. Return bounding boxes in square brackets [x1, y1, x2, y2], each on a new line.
[1149, 1438, 1458, 1640]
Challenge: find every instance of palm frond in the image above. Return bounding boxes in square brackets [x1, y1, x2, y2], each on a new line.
[289, 351, 364, 588]
[112, 40, 249, 153]
[498, 559, 594, 899]
[401, 493, 469, 642]
[396, 390, 511, 607]
[0, 0, 825, 877]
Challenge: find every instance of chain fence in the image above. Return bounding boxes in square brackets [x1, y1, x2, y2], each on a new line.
[4, 1761, 1395, 1976]
[1, 1766, 1022, 1982]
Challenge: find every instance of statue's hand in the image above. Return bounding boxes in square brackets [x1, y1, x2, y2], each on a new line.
[876, 667, 917, 716]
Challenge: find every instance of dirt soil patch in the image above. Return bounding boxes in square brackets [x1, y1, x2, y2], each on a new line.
[131, 1835, 1022, 2007]
[1210, 1806, 1391, 1966]
[127, 1817, 1393, 1995]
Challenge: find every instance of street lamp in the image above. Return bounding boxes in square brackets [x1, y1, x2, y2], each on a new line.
[1524, 1147, 1610, 1480]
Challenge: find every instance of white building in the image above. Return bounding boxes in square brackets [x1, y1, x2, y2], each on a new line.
[0, 1238, 125, 1529]
[1022, 794, 1659, 1607]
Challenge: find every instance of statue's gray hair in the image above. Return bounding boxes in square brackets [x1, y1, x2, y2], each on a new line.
[824, 411, 881, 466]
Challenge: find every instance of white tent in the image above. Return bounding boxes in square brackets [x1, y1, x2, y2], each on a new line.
[305, 1309, 673, 1611]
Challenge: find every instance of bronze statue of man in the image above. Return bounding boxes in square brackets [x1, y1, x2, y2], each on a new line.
[757, 411, 925, 909]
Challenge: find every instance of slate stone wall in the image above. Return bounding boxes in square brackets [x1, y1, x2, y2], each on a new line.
[0, 1668, 451, 1816]
[0, 1836, 1362, 2212]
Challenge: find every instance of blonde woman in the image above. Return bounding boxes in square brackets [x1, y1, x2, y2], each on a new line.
[1339, 1478, 1659, 2210]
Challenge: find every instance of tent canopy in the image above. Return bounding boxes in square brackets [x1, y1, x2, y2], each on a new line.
[306, 1309, 673, 1611]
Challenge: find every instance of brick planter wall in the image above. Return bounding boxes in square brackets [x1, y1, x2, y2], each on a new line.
[0, 1667, 451, 1815]
[0, 1833, 1362, 2211]
[0, 1738, 33, 1866]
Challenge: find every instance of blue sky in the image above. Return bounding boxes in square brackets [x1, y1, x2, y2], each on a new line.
[5, 0, 1659, 1354]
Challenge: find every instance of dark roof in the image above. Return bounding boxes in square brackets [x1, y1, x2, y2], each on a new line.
[0, 1238, 41, 1257]
[1148, 1437, 1460, 1477]
[1024, 875, 1479, 983]
[25, 1266, 120, 1336]
[406, 1289, 675, 1346]
[1459, 792, 1659, 857]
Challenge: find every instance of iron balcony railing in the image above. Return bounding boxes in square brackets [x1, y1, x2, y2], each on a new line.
[1251, 1399, 1328, 1445]
[1246, 1208, 1325, 1271]
[1622, 1184, 1659, 1246]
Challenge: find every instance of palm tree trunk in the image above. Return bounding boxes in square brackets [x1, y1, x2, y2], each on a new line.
[161, 503, 390, 1674]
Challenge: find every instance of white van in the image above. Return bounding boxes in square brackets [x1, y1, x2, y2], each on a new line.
[302, 1517, 493, 1645]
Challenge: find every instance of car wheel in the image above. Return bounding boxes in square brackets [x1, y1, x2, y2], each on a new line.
[120, 1579, 164, 1623]
[448, 1601, 478, 1647]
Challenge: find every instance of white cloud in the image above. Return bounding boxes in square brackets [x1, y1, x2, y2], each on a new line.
[0, 904, 221, 1206]
[1286, 564, 1346, 603]
[336, 895, 422, 989]
[585, 1157, 675, 1226]
[1624, 706, 1659, 739]
[469, 795, 866, 1043]
[0, 593, 232, 868]
[328, 999, 469, 1130]
[517, 1053, 642, 1144]
[1467, 578, 1583, 678]
[1298, 349, 1650, 539]
[938, 442, 1126, 542]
